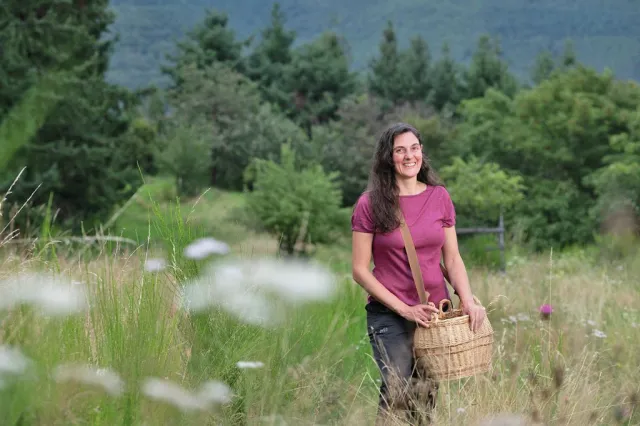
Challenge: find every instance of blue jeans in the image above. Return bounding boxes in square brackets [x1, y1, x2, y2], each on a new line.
[366, 300, 438, 424]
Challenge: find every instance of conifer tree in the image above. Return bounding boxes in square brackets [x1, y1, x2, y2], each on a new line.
[367, 21, 405, 107]
[0, 0, 143, 230]
[243, 2, 295, 111]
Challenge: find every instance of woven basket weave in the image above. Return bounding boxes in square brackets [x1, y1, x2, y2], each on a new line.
[413, 298, 494, 381]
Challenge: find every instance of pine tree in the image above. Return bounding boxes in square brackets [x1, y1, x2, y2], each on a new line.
[429, 43, 463, 112]
[162, 9, 247, 88]
[463, 35, 519, 99]
[284, 31, 357, 136]
[0, 0, 143, 231]
[243, 2, 295, 111]
[399, 35, 432, 105]
[367, 21, 405, 107]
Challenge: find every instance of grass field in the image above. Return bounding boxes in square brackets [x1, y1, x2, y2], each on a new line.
[0, 181, 639, 425]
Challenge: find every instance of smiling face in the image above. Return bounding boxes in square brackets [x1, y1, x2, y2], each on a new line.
[392, 131, 423, 180]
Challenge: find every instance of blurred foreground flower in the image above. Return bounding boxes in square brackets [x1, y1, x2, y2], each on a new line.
[53, 363, 124, 396]
[144, 258, 166, 273]
[0, 345, 30, 388]
[183, 257, 337, 326]
[539, 304, 553, 320]
[184, 238, 230, 259]
[142, 377, 232, 412]
[236, 361, 264, 369]
[0, 272, 87, 315]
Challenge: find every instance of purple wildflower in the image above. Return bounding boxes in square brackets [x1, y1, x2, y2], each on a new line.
[539, 304, 553, 320]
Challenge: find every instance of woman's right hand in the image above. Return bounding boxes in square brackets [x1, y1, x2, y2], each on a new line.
[399, 303, 440, 328]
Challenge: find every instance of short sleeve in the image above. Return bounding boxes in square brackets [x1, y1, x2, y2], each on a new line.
[351, 193, 375, 233]
[441, 187, 456, 227]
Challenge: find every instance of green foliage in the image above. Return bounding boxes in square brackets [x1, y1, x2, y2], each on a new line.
[367, 21, 405, 107]
[368, 22, 435, 110]
[440, 156, 525, 224]
[462, 35, 519, 99]
[243, 3, 296, 112]
[456, 66, 640, 249]
[162, 9, 247, 88]
[246, 144, 344, 255]
[584, 106, 640, 236]
[155, 119, 212, 197]
[0, 0, 144, 232]
[166, 62, 307, 190]
[283, 31, 357, 135]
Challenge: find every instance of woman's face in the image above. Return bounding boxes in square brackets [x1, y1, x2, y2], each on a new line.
[392, 131, 422, 180]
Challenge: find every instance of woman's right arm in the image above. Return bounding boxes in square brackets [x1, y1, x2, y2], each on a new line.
[351, 231, 438, 327]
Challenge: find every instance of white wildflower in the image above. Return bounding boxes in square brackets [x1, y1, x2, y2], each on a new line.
[184, 238, 230, 259]
[183, 257, 337, 326]
[197, 380, 233, 404]
[141, 377, 232, 412]
[456, 407, 466, 414]
[0, 345, 29, 375]
[144, 258, 166, 273]
[236, 361, 264, 369]
[53, 363, 125, 396]
[0, 272, 87, 316]
[586, 319, 597, 327]
[592, 329, 606, 338]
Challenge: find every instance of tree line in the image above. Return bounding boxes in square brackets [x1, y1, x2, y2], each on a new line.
[1, 2, 638, 255]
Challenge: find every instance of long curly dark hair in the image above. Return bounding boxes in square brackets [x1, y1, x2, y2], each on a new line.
[368, 122, 443, 234]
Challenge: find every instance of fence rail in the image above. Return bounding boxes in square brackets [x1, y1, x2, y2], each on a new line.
[456, 213, 505, 272]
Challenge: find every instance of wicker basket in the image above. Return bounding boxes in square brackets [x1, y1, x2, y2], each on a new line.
[397, 214, 494, 381]
[413, 297, 494, 381]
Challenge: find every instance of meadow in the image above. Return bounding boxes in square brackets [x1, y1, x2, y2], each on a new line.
[0, 179, 639, 426]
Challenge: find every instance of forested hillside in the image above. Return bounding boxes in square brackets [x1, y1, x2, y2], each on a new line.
[107, 0, 640, 88]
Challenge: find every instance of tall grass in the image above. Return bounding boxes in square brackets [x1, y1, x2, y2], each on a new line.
[0, 203, 639, 425]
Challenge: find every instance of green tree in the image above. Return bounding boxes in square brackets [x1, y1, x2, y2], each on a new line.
[284, 31, 357, 136]
[243, 2, 295, 111]
[0, 0, 143, 231]
[456, 66, 640, 250]
[367, 21, 405, 107]
[168, 62, 308, 190]
[440, 156, 525, 225]
[155, 118, 212, 197]
[162, 9, 247, 88]
[463, 35, 519, 99]
[399, 36, 432, 106]
[429, 43, 463, 112]
[246, 144, 344, 255]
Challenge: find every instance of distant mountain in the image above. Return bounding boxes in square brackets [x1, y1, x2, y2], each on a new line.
[106, 0, 640, 89]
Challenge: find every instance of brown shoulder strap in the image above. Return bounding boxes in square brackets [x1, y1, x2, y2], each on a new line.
[398, 214, 430, 305]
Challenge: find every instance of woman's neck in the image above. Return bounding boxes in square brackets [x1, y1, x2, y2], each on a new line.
[397, 179, 426, 196]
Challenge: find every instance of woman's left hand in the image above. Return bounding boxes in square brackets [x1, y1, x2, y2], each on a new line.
[462, 301, 486, 332]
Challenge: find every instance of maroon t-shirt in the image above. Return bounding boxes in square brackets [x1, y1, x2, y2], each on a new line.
[351, 185, 456, 307]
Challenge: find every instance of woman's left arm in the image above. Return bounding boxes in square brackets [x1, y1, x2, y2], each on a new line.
[442, 226, 486, 332]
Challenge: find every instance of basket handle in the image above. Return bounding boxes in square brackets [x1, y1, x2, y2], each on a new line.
[438, 298, 452, 313]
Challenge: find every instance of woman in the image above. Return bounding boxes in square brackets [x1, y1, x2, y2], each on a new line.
[351, 122, 486, 423]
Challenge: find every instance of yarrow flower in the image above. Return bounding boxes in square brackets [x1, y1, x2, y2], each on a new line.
[236, 361, 264, 369]
[539, 304, 553, 320]
[53, 363, 125, 396]
[184, 238, 230, 259]
[141, 377, 233, 412]
[144, 258, 166, 273]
